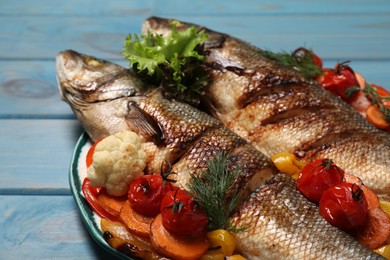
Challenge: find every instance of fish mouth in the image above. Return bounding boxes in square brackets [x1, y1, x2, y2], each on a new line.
[56, 50, 147, 105]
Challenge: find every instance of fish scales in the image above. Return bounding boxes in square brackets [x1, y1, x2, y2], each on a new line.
[142, 17, 390, 199]
[56, 49, 275, 197]
[230, 173, 383, 259]
[56, 50, 384, 259]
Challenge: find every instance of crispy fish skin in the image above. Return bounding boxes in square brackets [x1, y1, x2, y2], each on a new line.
[230, 173, 383, 259]
[142, 17, 390, 199]
[57, 50, 384, 259]
[56, 49, 275, 198]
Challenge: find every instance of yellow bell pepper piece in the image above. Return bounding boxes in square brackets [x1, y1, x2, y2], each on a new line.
[380, 200, 390, 216]
[207, 229, 236, 256]
[374, 244, 390, 259]
[271, 152, 306, 180]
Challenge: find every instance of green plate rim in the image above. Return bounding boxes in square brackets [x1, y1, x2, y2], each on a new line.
[69, 132, 133, 260]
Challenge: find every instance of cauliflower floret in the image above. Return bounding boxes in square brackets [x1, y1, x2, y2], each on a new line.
[87, 130, 147, 196]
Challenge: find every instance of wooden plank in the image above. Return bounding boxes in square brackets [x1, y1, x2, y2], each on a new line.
[0, 15, 389, 60]
[0, 195, 117, 259]
[0, 119, 84, 194]
[0, 57, 389, 119]
[0, 60, 74, 118]
[0, 0, 153, 16]
[1, 0, 390, 16]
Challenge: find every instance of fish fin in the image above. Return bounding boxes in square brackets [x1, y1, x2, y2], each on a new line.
[125, 101, 164, 145]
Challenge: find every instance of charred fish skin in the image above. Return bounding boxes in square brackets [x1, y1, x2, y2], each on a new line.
[230, 173, 384, 260]
[134, 90, 275, 195]
[57, 50, 383, 259]
[142, 17, 390, 199]
[56, 49, 276, 197]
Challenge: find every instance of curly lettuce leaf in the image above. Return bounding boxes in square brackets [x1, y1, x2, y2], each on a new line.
[122, 25, 208, 93]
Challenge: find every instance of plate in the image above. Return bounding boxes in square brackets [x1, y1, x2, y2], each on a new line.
[69, 132, 133, 260]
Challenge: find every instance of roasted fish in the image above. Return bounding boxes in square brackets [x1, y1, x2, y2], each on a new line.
[142, 17, 390, 199]
[56, 49, 275, 197]
[230, 173, 383, 259]
[57, 50, 383, 259]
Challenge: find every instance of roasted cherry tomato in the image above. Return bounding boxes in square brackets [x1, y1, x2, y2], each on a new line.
[316, 61, 360, 100]
[128, 174, 177, 217]
[82, 178, 118, 221]
[292, 47, 323, 69]
[319, 182, 368, 230]
[160, 188, 208, 236]
[297, 158, 345, 203]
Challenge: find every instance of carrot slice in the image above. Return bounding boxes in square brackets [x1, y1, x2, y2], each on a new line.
[150, 214, 209, 260]
[354, 207, 390, 250]
[366, 104, 390, 129]
[100, 218, 163, 259]
[120, 201, 154, 238]
[97, 189, 127, 217]
[354, 71, 366, 89]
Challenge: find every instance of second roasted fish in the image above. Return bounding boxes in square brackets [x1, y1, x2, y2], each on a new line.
[142, 17, 390, 200]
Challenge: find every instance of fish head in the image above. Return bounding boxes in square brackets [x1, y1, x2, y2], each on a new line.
[56, 50, 148, 141]
[56, 49, 146, 103]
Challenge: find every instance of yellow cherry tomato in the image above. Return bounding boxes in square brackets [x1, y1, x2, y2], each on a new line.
[271, 152, 306, 180]
[200, 248, 225, 260]
[379, 200, 390, 216]
[374, 244, 390, 259]
[207, 229, 236, 256]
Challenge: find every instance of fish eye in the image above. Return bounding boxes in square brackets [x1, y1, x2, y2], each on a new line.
[84, 56, 102, 67]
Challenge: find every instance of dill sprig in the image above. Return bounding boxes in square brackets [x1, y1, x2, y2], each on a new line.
[187, 153, 242, 231]
[259, 48, 323, 79]
[363, 83, 390, 122]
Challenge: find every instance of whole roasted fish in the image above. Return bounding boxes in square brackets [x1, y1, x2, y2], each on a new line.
[142, 17, 390, 199]
[57, 50, 383, 259]
[56, 50, 275, 197]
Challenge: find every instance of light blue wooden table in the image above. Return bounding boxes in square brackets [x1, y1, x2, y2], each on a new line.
[1, 0, 389, 259]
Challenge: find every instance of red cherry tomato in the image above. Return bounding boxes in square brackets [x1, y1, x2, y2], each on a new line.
[292, 47, 323, 69]
[316, 61, 359, 100]
[160, 188, 208, 237]
[128, 175, 177, 217]
[319, 182, 368, 230]
[297, 158, 345, 203]
[82, 178, 118, 221]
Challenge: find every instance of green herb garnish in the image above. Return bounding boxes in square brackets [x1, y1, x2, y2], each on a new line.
[187, 153, 243, 231]
[259, 48, 323, 79]
[363, 83, 390, 122]
[122, 25, 209, 94]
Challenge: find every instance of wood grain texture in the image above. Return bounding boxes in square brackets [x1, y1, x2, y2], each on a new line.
[1, 59, 388, 120]
[0, 120, 83, 194]
[0, 195, 117, 260]
[1, 0, 389, 15]
[1, 0, 389, 259]
[1, 15, 389, 60]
